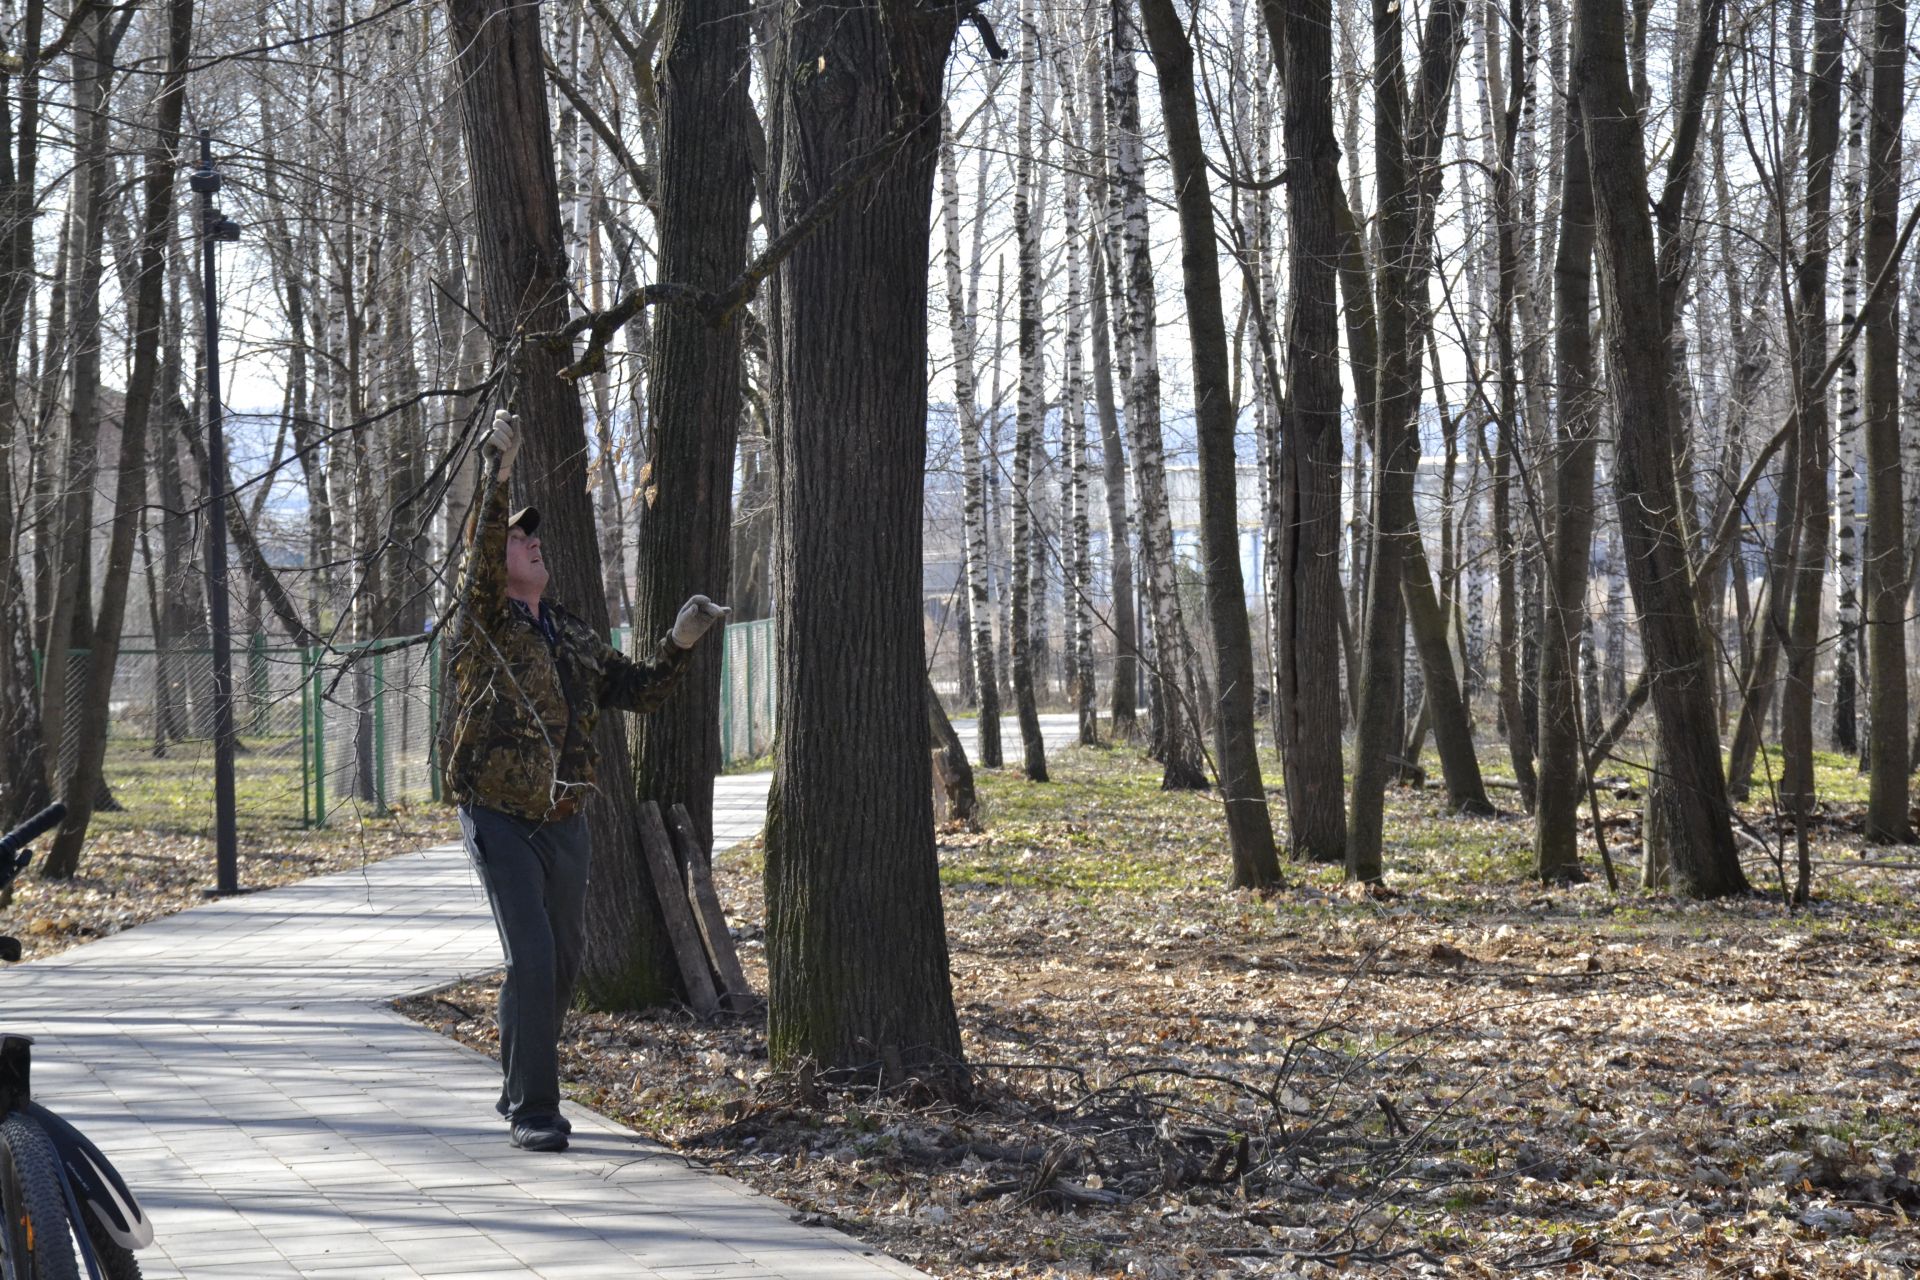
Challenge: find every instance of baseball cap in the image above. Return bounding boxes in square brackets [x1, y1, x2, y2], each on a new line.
[508, 506, 540, 536]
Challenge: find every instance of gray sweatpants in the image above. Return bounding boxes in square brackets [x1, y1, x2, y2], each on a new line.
[457, 804, 590, 1125]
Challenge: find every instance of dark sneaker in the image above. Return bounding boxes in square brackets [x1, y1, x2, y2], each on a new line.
[496, 1093, 570, 1133]
[510, 1119, 569, 1152]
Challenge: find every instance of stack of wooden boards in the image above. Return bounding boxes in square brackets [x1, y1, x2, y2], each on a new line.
[635, 801, 754, 1016]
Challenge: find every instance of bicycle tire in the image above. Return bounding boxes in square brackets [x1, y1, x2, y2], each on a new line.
[0, 1112, 80, 1280]
[79, 1214, 139, 1280]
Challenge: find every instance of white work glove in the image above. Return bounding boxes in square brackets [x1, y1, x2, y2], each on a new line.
[484, 408, 521, 475]
[671, 595, 731, 649]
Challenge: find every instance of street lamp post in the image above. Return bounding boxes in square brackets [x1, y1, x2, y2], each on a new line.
[191, 130, 242, 896]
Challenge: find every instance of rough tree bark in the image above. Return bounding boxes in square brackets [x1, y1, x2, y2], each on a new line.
[39, 0, 194, 880]
[1263, 0, 1348, 864]
[38, 5, 121, 791]
[1859, 0, 1909, 842]
[627, 0, 755, 863]
[0, 0, 53, 825]
[763, 0, 967, 1085]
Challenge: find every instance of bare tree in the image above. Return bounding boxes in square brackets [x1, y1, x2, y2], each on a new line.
[1532, 81, 1598, 883]
[1138, 0, 1282, 890]
[1262, 0, 1348, 864]
[1010, 0, 1050, 783]
[941, 110, 1003, 767]
[1572, 0, 1747, 897]
[1346, 0, 1468, 883]
[1109, 0, 1207, 788]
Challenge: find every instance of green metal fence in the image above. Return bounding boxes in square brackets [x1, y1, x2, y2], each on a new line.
[608, 617, 774, 765]
[45, 618, 778, 830]
[717, 618, 775, 764]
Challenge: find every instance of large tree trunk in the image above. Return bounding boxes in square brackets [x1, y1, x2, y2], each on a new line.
[1572, 0, 1747, 897]
[1860, 0, 1909, 842]
[1403, 514, 1491, 813]
[627, 0, 754, 862]
[447, 0, 685, 1006]
[38, 7, 120, 794]
[763, 0, 966, 1086]
[0, 0, 53, 826]
[40, 0, 193, 880]
[1265, 0, 1348, 864]
[1532, 91, 1598, 881]
[927, 678, 978, 827]
[1139, 0, 1281, 890]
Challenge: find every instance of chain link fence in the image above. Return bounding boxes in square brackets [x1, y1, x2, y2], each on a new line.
[47, 619, 780, 830]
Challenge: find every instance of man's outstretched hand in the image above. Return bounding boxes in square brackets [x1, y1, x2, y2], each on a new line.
[485, 408, 522, 477]
[671, 596, 731, 649]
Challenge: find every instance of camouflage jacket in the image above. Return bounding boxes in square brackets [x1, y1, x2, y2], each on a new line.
[441, 477, 691, 821]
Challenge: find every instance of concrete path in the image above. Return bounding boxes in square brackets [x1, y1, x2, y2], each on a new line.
[1, 714, 1081, 1278]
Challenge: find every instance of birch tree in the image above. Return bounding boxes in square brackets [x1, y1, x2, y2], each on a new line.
[1109, 0, 1206, 789]
[941, 110, 1003, 767]
[1010, 0, 1049, 782]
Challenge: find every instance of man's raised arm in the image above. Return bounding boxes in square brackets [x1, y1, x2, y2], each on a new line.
[449, 410, 522, 633]
[599, 595, 731, 713]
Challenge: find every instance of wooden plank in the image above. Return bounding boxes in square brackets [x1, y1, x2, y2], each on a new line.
[636, 800, 719, 1016]
[667, 803, 753, 1010]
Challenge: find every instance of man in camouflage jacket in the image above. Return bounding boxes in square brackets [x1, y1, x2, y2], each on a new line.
[443, 409, 727, 1153]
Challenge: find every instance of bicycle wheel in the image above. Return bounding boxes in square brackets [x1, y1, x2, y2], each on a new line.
[0, 1112, 79, 1280]
[78, 1215, 139, 1280]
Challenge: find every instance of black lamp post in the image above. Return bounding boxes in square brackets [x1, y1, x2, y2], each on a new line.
[191, 130, 242, 896]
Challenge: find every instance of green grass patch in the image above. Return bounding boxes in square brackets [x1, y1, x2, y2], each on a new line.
[91, 730, 447, 856]
[954, 745, 1235, 899]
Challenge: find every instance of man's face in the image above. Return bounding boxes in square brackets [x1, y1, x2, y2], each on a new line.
[506, 526, 549, 600]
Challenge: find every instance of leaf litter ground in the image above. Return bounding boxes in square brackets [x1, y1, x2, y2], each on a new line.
[385, 740, 1908, 1277]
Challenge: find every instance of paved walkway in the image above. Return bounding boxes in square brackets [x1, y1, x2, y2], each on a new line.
[2, 714, 1081, 1278]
